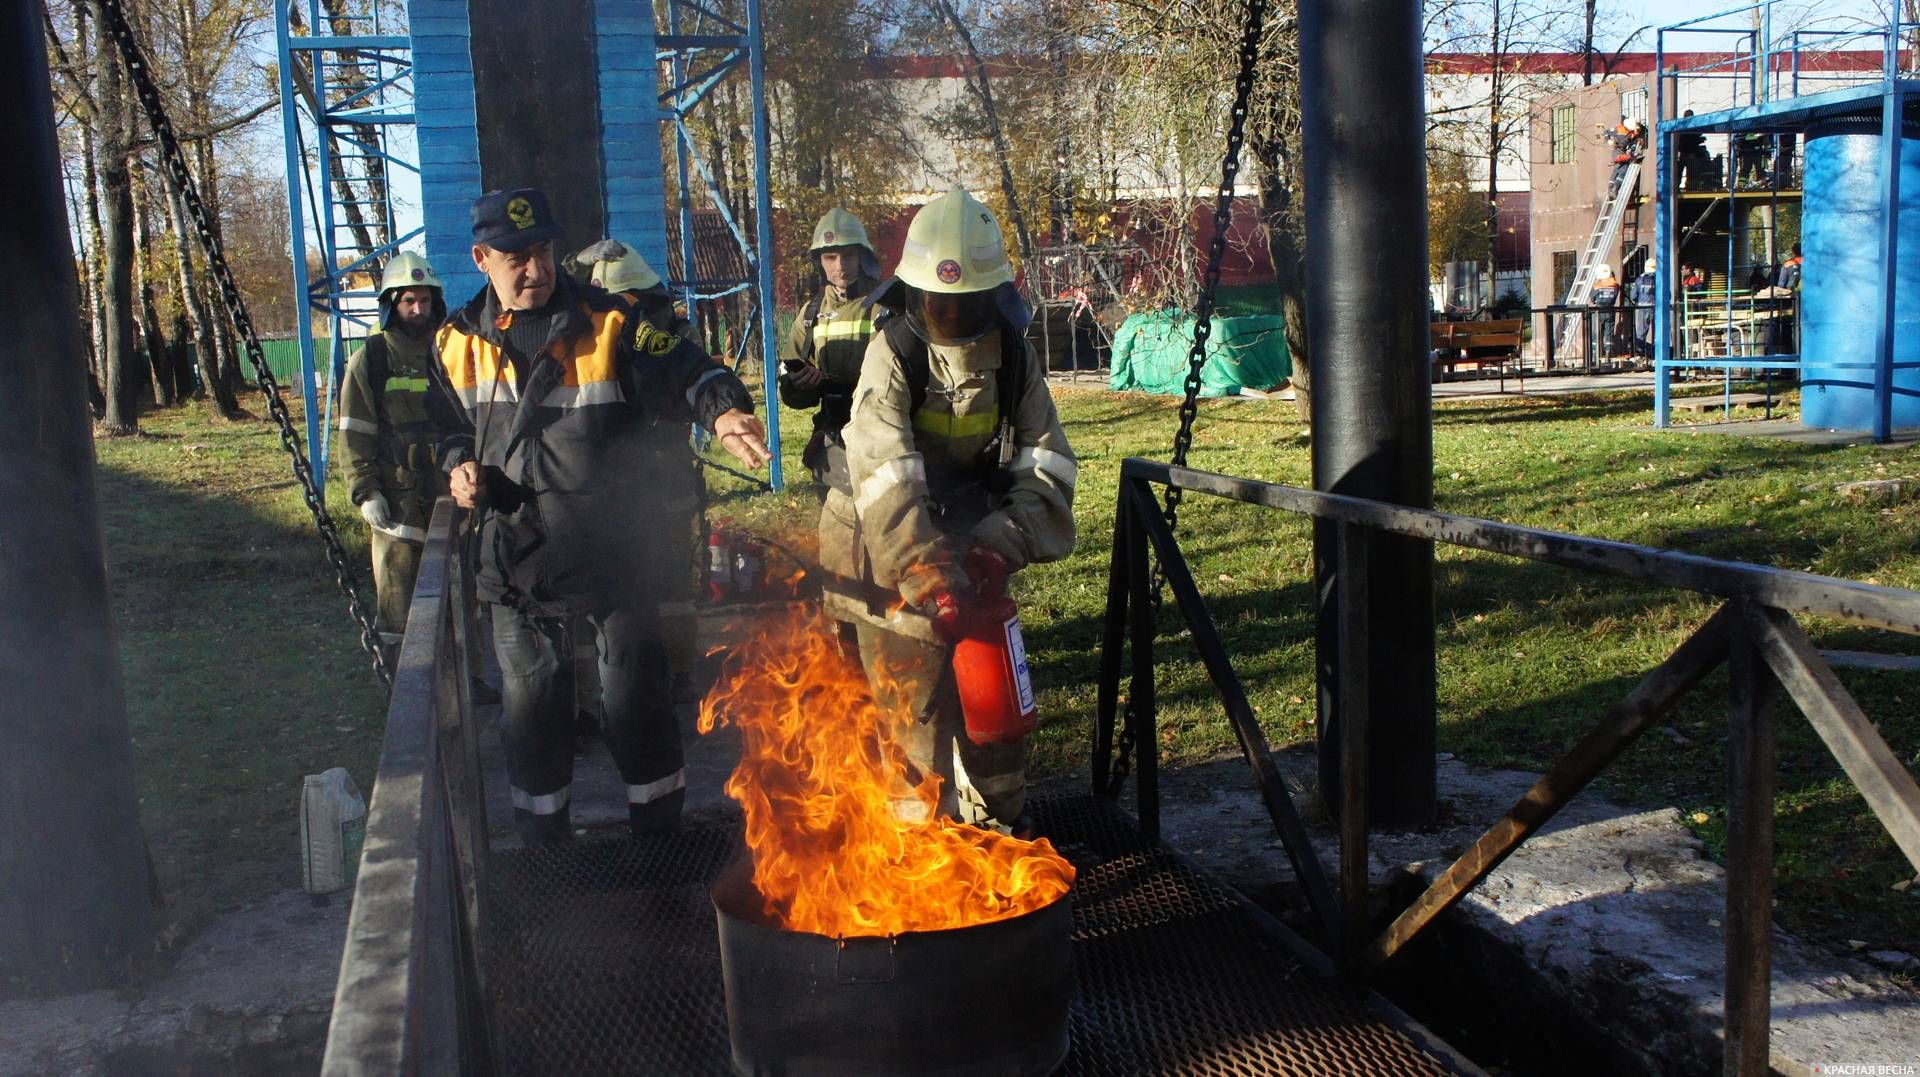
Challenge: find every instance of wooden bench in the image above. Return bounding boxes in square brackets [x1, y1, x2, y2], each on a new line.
[1431, 319, 1524, 385]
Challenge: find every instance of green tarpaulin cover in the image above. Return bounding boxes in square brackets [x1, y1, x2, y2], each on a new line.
[1109, 313, 1291, 397]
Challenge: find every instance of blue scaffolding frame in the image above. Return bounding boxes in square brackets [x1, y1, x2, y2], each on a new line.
[659, 0, 784, 491]
[1653, 0, 1919, 440]
[274, 0, 422, 491]
[277, 0, 783, 492]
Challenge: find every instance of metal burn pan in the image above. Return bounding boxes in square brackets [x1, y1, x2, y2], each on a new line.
[711, 861, 1074, 1077]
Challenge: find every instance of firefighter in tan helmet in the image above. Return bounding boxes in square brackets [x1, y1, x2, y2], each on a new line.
[820, 189, 1078, 837]
[338, 250, 447, 661]
[780, 208, 889, 490]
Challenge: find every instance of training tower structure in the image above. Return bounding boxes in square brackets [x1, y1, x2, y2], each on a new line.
[1652, 0, 1918, 439]
[275, 0, 783, 490]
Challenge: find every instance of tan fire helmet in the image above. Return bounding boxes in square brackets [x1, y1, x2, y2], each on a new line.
[809, 208, 875, 255]
[378, 251, 442, 299]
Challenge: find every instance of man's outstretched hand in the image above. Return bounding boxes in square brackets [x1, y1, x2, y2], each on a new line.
[714, 409, 772, 469]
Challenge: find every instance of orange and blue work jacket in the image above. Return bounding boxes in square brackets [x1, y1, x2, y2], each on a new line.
[429, 275, 752, 613]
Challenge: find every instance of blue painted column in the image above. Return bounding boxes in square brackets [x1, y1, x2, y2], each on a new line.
[595, 0, 668, 271]
[407, 0, 485, 302]
[747, 0, 783, 491]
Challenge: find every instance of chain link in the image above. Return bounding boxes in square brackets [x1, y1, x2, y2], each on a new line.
[1114, 0, 1268, 793]
[100, 0, 393, 687]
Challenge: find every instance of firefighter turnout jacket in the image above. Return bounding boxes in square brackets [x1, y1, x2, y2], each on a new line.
[820, 322, 1077, 632]
[781, 275, 885, 480]
[339, 326, 444, 540]
[430, 275, 753, 614]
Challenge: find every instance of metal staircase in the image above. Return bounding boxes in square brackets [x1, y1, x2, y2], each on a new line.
[1555, 160, 1641, 356]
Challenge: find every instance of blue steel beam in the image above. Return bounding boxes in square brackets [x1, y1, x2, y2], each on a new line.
[747, 0, 782, 491]
[286, 34, 409, 49]
[1655, 30, 1672, 428]
[274, 0, 324, 470]
[1875, 88, 1902, 442]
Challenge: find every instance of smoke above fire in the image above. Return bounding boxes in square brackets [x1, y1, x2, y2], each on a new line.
[698, 607, 1074, 937]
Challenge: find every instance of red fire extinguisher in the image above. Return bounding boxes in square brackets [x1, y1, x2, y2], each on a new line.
[707, 520, 734, 602]
[950, 551, 1037, 745]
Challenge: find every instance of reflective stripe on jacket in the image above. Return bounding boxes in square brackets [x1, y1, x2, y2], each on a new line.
[339, 328, 444, 529]
[819, 326, 1077, 620]
[428, 276, 753, 613]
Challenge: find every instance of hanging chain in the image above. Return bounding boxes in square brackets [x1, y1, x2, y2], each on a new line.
[100, 0, 392, 687]
[1112, 0, 1268, 793]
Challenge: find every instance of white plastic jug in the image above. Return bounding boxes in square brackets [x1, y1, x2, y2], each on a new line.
[301, 767, 368, 894]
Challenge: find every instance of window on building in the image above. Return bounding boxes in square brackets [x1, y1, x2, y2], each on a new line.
[1551, 105, 1577, 164]
[1552, 250, 1578, 302]
[1621, 88, 1649, 126]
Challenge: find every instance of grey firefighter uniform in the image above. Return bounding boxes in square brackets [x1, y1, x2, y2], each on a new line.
[820, 325, 1077, 826]
[338, 262, 447, 649]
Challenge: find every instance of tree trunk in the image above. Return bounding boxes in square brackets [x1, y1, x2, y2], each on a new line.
[132, 159, 174, 406]
[928, 0, 1034, 259]
[1255, 129, 1311, 424]
[1, 0, 156, 993]
[92, 0, 139, 435]
[164, 177, 239, 415]
[81, 123, 108, 388]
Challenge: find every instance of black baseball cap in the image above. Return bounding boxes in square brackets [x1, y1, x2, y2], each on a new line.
[471, 188, 560, 252]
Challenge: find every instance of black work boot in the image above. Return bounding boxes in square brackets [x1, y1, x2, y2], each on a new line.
[513, 806, 574, 847]
[628, 789, 685, 837]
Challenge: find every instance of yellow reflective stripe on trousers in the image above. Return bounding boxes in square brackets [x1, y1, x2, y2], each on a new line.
[912, 408, 997, 440]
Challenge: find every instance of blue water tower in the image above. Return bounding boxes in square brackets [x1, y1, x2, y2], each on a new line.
[1799, 114, 1920, 431]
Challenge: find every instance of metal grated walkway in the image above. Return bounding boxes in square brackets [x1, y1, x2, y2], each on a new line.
[483, 795, 1476, 1076]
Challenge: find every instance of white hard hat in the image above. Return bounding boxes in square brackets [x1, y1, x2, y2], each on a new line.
[896, 189, 1013, 294]
[378, 251, 442, 297]
[810, 208, 874, 255]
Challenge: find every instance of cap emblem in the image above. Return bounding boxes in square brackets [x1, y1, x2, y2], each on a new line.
[507, 197, 535, 230]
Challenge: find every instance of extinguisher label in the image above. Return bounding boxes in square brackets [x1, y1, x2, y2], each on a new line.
[1004, 615, 1036, 714]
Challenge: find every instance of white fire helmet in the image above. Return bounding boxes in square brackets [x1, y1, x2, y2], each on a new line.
[895, 189, 1014, 295]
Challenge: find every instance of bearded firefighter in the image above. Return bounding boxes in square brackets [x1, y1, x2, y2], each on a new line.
[820, 189, 1077, 837]
[339, 251, 448, 660]
[780, 208, 888, 489]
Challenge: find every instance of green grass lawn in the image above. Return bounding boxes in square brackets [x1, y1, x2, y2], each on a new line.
[99, 381, 1919, 955]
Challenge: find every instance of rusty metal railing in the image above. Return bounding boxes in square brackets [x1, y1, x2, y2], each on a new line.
[1096, 458, 1920, 1076]
[321, 499, 495, 1074]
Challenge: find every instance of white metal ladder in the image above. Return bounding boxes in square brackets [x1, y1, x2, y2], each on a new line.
[1555, 160, 1641, 356]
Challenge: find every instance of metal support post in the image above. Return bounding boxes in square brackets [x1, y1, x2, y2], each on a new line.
[1334, 521, 1372, 974]
[1301, 0, 1436, 827]
[1875, 89, 1903, 443]
[746, 0, 784, 491]
[1123, 480, 1159, 839]
[1655, 52, 1673, 427]
[275, 0, 323, 468]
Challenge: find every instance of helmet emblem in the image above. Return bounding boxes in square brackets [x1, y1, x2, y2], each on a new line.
[410, 268, 425, 282]
[506, 197, 535, 230]
[935, 259, 963, 285]
[823, 230, 836, 243]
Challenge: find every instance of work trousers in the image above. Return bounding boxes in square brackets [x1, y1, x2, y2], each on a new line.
[491, 602, 685, 844]
[371, 528, 424, 652]
[856, 623, 1026, 827]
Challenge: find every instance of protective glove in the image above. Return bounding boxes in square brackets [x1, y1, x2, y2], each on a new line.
[568, 238, 628, 272]
[963, 545, 1010, 600]
[923, 589, 967, 644]
[360, 494, 394, 532]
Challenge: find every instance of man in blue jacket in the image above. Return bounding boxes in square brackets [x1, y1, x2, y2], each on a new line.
[432, 188, 770, 844]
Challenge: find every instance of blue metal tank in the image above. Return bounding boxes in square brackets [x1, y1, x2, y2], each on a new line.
[1799, 114, 1920, 430]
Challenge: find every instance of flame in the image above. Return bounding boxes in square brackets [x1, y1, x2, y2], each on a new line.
[698, 606, 1075, 936]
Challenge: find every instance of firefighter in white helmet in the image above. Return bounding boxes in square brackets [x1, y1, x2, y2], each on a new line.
[780, 208, 889, 490]
[338, 250, 447, 660]
[820, 189, 1077, 836]
[562, 239, 708, 726]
